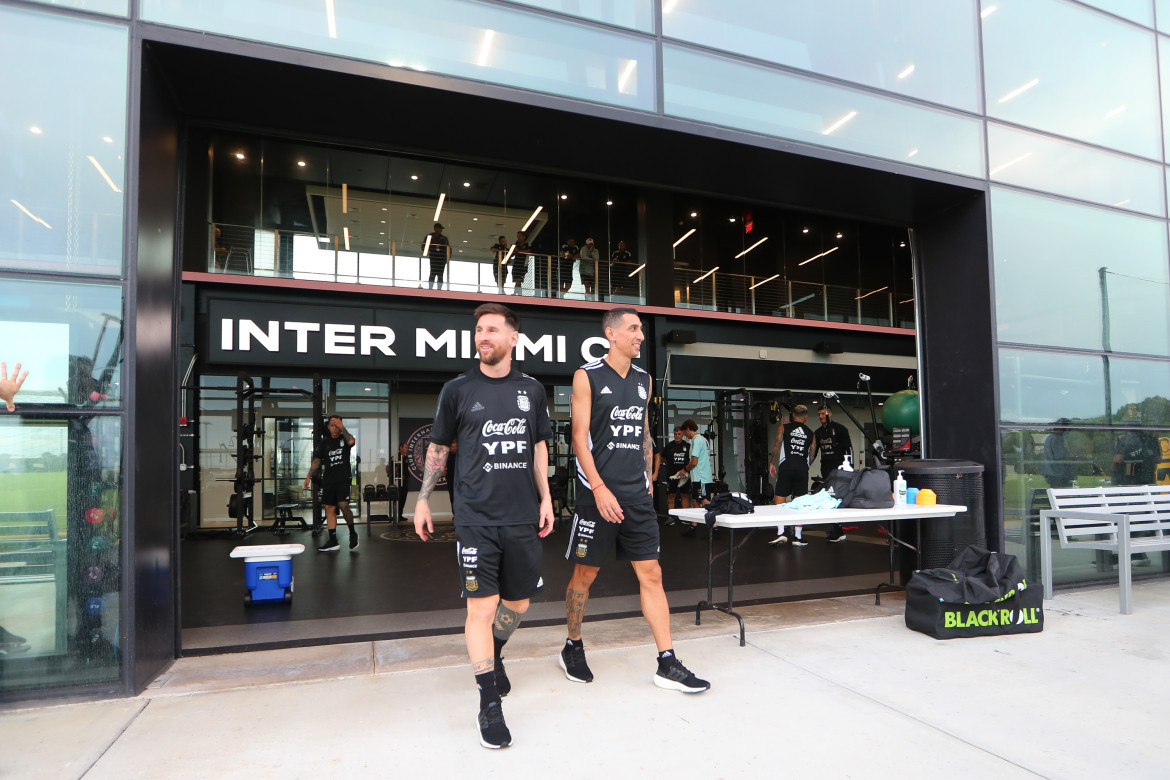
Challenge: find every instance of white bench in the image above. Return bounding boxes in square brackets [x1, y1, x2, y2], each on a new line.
[1040, 485, 1170, 614]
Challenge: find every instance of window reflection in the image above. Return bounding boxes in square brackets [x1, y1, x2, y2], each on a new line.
[981, 0, 1160, 159]
[140, 0, 655, 111]
[991, 187, 1170, 356]
[662, 0, 980, 112]
[0, 415, 122, 691]
[0, 8, 128, 275]
[661, 44, 984, 178]
[0, 279, 124, 408]
[505, 0, 653, 32]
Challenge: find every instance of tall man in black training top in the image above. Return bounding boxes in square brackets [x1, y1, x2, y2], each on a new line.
[303, 415, 357, 552]
[768, 404, 815, 547]
[561, 307, 709, 694]
[813, 405, 852, 543]
[414, 303, 555, 750]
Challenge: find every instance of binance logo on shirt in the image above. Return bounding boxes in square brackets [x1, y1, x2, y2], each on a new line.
[482, 462, 492, 473]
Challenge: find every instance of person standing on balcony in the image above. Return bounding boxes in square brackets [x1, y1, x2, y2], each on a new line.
[579, 237, 599, 299]
[491, 235, 509, 291]
[510, 230, 531, 294]
[559, 237, 580, 297]
[423, 222, 451, 290]
[610, 240, 635, 298]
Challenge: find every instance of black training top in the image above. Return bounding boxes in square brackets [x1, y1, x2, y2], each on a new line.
[776, 421, 815, 472]
[426, 232, 450, 262]
[575, 359, 651, 504]
[314, 435, 353, 484]
[430, 365, 552, 527]
[814, 421, 852, 471]
[662, 439, 690, 475]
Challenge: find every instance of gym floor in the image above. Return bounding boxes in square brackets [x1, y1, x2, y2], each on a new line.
[180, 514, 900, 653]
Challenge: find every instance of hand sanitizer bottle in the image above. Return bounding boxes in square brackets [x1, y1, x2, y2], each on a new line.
[893, 470, 907, 504]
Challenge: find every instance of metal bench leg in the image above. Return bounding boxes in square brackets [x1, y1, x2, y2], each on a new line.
[1119, 519, 1133, 615]
[1040, 513, 1054, 601]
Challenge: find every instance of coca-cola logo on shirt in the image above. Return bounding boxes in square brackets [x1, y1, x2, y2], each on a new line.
[482, 418, 529, 436]
[610, 405, 645, 421]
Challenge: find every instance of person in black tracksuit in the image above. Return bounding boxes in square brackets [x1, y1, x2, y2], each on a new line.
[304, 415, 356, 552]
[768, 405, 814, 547]
[813, 406, 853, 543]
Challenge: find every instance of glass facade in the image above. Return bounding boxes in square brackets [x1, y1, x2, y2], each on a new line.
[5, 0, 1170, 697]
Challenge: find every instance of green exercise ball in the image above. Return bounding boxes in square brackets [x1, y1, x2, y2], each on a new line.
[882, 389, 920, 435]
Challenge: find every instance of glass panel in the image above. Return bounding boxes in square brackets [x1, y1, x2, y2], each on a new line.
[981, 0, 1160, 159]
[1077, 0, 1154, 26]
[1110, 358, 1170, 426]
[662, 44, 985, 178]
[1001, 425, 1170, 587]
[1159, 0, 1170, 31]
[503, 0, 653, 31]
[20, 0, 128, 15]
[0, 415, 123, 694]
[140, 0, 655, 111]
[988, 122, 1166, 217]
[0, 8, 128, 275]
[991, 187, 1170, 355]
[1158, 36, 1170, 162]
[662, 0, 980, 112]
[998, 348, 1107, 424]
[0, 278, 125, 408]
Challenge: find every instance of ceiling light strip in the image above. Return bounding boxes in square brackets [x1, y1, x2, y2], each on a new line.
[10, 199, 52, 229]
[86, 156, 122, 193]
[423, 234, 432, 257]
[692, 266, 719, 284]
[821, 110, 857, 135]
[477, 29, 495, 67]
[798, 246, 839, 266]
[342, 182, 348, 213]
[343, 226, 351, 251]
[998, 78, 1039, 104]
[325, 0, 338, 38]
[734, 236, 768, 259]
[433, 192, 445, 222]
[673, 228, 695, 248]
[627, 263, 646, 278]
[749, 273, 779, 290]
[520, 205, 542, 232]
[855, 286, 888, 300]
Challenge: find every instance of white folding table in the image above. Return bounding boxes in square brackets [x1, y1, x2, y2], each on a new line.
[669, 503, 966, 645]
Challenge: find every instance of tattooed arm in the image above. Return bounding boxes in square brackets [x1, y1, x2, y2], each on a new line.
[413, 442, 450, 541]
[303, 458, 321, 488]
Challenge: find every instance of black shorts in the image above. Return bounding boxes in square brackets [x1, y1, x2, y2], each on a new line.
[455, 524, 544, 601]
[320, 480, 351, 506]
[565, 499, 659, 566]
[775, 469, 809, 500]
[666, 476, 687, 497]
[689, 481, 714, 502]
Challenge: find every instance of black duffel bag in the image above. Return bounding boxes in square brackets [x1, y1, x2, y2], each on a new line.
[905, 545, 1043, 639]
[821, 467, 894, 509]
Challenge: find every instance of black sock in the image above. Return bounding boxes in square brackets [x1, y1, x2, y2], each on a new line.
[657, 649, 675, 668]
[493, 635, 506, 660]
[566, 638, 583, 649]
[475, 670, 498, 708]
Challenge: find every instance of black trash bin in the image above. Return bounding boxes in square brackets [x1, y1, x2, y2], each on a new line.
[898, 459, 985, 571]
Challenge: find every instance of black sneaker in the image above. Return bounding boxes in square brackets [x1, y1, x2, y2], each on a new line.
[349, 533, 359, 550]
[559, 642, 594, 683]
[495, 656, 511, 697]
[317, 537, 340, 552]
[476, 700, 512, 749]
[827, 533, 846, 543]
[654, 657, 710, 694]
[791, 538, 808, 547]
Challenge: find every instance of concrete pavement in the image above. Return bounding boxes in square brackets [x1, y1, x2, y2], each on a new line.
[3, 581, 1169, 779]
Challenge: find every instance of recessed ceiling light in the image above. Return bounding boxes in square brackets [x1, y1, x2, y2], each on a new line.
[690, 211, 697, 217]
[462, 240, 468, 243]
[411, 175, 419, 180]
[235, 152, 245, 160]
[836, 232, 843, 239]
[364, 387, 372, 392]
[467, 228, 472, 232]
[297, 160, 306, 167]
[102, 136, 113, 143]
[606, 200, 613, 206]
[29, 126, 43, 134]
[473, 217, 478, 221]
[729, 218, 736, 222]
[561, 194, 568, 200]
[382, 207, 387, 211]
[463, 182, 471, 187]
[899, 242, 906, 247]
[380, 220, 386, 224]
[802, 228, 809, 234]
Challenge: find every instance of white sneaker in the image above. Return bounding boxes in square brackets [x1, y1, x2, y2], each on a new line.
[768, 535, 788, 546]
[791, 538, 808, 547]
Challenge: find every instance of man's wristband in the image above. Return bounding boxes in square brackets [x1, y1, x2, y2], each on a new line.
[591, 481, 606, 491]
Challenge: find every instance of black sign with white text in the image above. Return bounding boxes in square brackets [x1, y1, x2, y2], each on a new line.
[205, 297, 641, 376]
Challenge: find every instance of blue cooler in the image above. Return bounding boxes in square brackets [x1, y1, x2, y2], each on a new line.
[230, 544, 305, 604]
